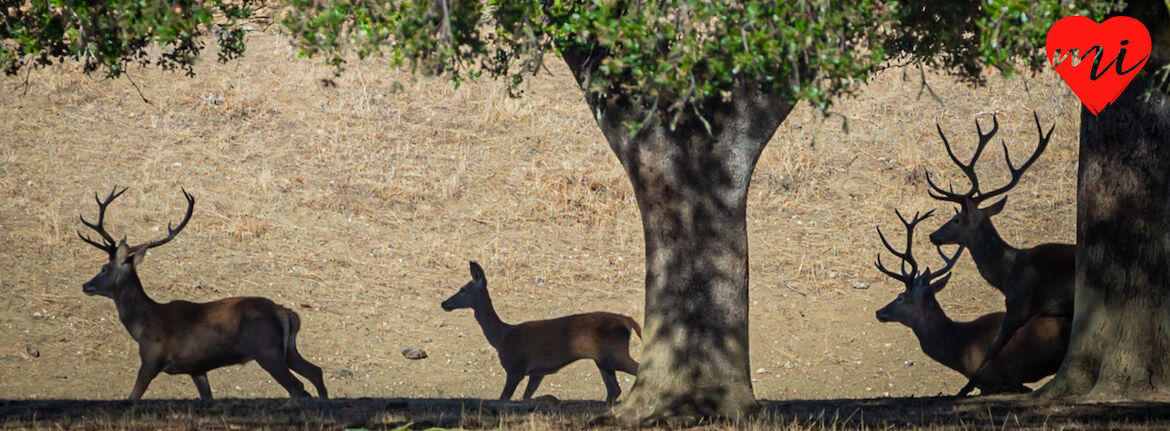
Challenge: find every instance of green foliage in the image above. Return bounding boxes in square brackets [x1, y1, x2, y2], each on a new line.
[0, 0, 256, 77]
[280, 0, 1115, 114]
[281, 0, 894, 109]
[886, 0, 1113, 84]
[0, 0, 1119, 112]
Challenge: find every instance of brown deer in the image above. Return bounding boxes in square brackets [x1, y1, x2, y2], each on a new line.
[874, 209, 1070, 394]
[77, 187, 327, 401]
[440, 261, 640, 403]
[924, 113, 1075, 396]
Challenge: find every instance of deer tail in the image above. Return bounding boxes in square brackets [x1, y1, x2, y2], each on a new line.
[278, 308, 302, 358]
[626, 316, 642, 339]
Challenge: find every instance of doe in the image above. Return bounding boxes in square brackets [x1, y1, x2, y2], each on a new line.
[78, 187, 327, 401]
[441, 261, 640, 403]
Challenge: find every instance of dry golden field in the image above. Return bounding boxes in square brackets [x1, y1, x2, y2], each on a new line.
[0, 31, 1107, 428]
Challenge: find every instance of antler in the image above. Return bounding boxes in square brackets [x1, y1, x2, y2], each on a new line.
[874, 209, 935, 286]
[132, 188, 195, 252]
[972, 112, 1055, 203]
[925, 114, 999, 203]
[78, 187, 129, 256]
[926, 112, 1055, 206]
[922, 245, 964, 285]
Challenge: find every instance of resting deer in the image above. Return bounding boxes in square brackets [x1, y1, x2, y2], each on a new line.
[924, 113, 1075, 396]
[441, 261, 640, 403]
[874, 210, 1070, 394]
[78, 187, 327, 401]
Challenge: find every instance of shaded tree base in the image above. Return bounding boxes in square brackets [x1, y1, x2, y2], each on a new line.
[1035, 302, 1170, 403]
[610, 381, 759, 427]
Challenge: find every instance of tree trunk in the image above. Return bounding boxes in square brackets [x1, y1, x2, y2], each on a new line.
[568, 75, 792, 424]
[1038, 1, 1170, 400]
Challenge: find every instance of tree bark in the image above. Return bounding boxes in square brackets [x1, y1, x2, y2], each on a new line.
[611, 91, 791, 425]
[1037, 1, 1170, 401]
[561, 53, 793, 422]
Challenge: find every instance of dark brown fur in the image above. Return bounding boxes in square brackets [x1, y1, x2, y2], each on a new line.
[442, 262, 639, 402]
[875, 209, 1069, 394]
[502, 312, 640, 376]
[78, 188, 327, 400]
[878, 290, 1070, 393]
[955, 313, 1070, 388]
[924, 115, 1075, 395]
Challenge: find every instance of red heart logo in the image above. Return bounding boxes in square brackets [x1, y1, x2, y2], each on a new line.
[1046, 16, 1151, 115]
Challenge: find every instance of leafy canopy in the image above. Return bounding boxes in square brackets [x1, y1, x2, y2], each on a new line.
[3, 0, 1113, 110]
[0, 0, 254, 77]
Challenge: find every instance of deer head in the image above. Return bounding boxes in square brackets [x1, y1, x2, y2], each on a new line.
[874, 209, 963, 325]
[925, 113, 1055, 246]
[441, 261, 489, 311]
[78, 187, 195, 298]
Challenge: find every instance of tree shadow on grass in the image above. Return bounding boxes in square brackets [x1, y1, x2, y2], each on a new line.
[759, 397, 1170, 429]
[0, 397, 609, 430]
[4, 397, 1170, 429]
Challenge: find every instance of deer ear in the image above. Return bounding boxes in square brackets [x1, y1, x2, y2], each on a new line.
[126, 246, 148, 266]
[982, 197, 1008, 217]
[929, 273, 952, 293]
[469, 261, 485, 281]
[114, 241, 131, 264]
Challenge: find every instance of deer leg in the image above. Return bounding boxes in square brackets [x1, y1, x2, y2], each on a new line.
[959, 311, 1030, 396]
[614, 352, 639, 375]
[128, 358, 162, 400]
[598, 365, 621, 403]
[255, 354, 310, 399]
[957, 380, 978, 397]
[191, 374, 213, 401]
[287, 349, 328, 399]
[521, 374, 545, 400]
[499, 372, 523, 401]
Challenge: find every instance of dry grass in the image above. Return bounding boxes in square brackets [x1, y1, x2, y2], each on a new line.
[6, 397, 1170, 430]
[0, 30, 1091, 428]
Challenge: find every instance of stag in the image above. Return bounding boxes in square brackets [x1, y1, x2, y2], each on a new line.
[78, 187, 327, 401]
[875, 210, 1070, 394]
[924, 113, 1075, 395]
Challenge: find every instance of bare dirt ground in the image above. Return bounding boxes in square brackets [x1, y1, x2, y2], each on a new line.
[0, 32, 1098, 428]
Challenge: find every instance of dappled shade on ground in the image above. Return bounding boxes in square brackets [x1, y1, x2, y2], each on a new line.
[4, 397, 1170, 429]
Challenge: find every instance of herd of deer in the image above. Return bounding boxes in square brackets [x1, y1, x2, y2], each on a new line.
[77, 189, 639, 402]
[875, 113, 1075, 395]
[75, 113, 1071, 403]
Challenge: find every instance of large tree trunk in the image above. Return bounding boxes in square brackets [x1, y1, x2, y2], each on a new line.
[563, 63, 792, 422]
[1037, 1, 1170, 401]
[608, 87, 791, 425]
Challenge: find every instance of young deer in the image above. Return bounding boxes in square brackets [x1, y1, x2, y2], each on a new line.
[441, 261, 640, 403]
[874, 210, 1070, 394]
[78, 187, 327, 401]
[925, 113, 1075, 396]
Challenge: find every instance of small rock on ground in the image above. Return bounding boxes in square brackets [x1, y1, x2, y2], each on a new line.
[402, 348, 428, 360]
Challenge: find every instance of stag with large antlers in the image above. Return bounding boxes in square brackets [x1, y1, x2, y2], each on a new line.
[78, 187, 327, 401]
[924, 113, 1075, 396]
[874, 210, 1070, 394]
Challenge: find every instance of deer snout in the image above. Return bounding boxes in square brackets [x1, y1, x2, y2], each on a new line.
[440, 300, 455, 312]
[81, 280, 99, 295]
[928, 232, 945, 245]
[875, 307, 894, 322]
